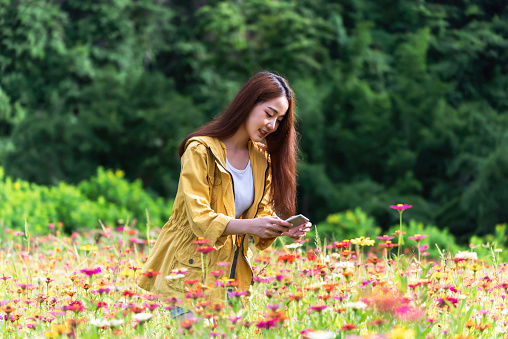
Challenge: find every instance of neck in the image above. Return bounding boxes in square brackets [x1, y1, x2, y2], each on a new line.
[221, 129, 249, 151]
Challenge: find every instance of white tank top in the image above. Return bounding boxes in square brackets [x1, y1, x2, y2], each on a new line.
[226, 158, 255, 219]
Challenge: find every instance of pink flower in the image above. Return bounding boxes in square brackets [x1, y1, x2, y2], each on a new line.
[266, 304, 281, 311]
[377, 235, 395, 241]
[196, 246, 216, 254]
[395, 305, 424, 321]
[228, 316, 242, 324]
[408, 234, 428, 242]
[192, 238, 211, 245]
[417, 244, 429, 252]
[210, 269, 224, 278]
[390, 204, 412, 211]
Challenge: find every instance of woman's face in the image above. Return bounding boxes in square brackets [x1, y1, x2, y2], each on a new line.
[244, 96, 289, 142]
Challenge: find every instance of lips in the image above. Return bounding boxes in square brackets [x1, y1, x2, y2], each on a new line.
[259, 129, 268, 137]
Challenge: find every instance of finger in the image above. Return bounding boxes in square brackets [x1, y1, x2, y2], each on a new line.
[267, 230, 284, 238]
[272, 218, 293, 227]
[271, 225, 290, 233]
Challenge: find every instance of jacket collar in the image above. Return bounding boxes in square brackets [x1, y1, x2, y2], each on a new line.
[186, 136, 268, 169]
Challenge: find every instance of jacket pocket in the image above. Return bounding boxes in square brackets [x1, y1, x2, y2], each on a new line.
[166, 248, 204, 294]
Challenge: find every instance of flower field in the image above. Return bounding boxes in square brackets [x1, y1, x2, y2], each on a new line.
[1, 218, 507, 339]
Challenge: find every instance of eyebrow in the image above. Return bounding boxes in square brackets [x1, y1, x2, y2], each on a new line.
[268, 106, 286, 118]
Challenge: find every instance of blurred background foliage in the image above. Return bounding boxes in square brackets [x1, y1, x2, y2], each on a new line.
[0, 167, 173, 234]
[1, 0, 508, 243]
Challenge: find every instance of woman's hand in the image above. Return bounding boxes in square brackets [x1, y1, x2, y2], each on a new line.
[282, 221, 312, 240]
[250, 216, 292, 239]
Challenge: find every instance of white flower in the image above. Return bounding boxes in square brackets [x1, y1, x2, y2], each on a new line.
[166, 274, 185, 280]
[495, 248, 503, 252]
[495, 326, 505, 333]
[285, 243, 303, 249]
[323, 255, 330, 262]
[90, 319, 110, 327]
[132, 313, 153, 322]
[32, 277, 46, 283]
[334, 261, 354, 269]
[109, 319, 124, 327]
[344, 301, 367, 310]
[454, 251, 478, 260]
[331, 273, 342, 279]
[303, 330, 336, 339]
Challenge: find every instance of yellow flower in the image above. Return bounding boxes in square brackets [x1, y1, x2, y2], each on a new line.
[51, 324, 70, 334]
[79, 245, 98, 251]
[115, 169, 124, 178]
[469, 264, 482, 272]
[120, 269, 133, 277]
[351, 236, 375, 246]
[388, 326, 414, 339]
[13, 182, 21, 190]
[432, 271, 445, 280]
[43, 331, 59, 338]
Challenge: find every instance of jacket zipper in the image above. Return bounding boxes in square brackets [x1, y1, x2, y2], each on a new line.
[207, 146, 269, 285]
[243, 158, 269, 285]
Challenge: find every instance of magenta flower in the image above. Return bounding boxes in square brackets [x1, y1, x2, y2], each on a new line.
[228, 291, 249, 298]
[256, 319, 278, 329]
[436, 297, 459, 308]
[79, 267, 102, 276]
[308, 305, 327, 312]
[390, 204, 412, 211]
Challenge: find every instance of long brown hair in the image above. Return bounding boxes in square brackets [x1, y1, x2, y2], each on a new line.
[178, 72, 298, 218]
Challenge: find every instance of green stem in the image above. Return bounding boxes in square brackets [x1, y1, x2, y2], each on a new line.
[200, 252, 205, 283]
[398, 212, 402, 257]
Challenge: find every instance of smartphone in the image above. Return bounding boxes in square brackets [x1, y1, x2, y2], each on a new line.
[285, 214, 310, 229]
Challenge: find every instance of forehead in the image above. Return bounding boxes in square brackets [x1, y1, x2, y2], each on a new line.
[260, 96, 289, 116]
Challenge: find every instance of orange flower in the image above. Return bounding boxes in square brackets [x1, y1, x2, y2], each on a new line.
[277, 254, 296, 262]
[0, 304, 15, 314]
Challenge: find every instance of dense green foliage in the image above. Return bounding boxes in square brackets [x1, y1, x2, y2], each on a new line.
[1, 0, 507, 240]
[0, 167, 173, 234]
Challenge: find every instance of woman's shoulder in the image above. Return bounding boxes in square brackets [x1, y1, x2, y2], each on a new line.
[184, 136, 222, 152]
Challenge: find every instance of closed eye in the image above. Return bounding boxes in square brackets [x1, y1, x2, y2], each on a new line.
[265, 112, 273, 118]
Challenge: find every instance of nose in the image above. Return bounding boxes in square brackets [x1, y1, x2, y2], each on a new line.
[267, 118, 276, 130]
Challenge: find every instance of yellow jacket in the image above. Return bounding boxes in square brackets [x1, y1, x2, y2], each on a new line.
[138, 136, 276, 301]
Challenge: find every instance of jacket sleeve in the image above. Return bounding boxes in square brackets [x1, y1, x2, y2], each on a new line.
[252, 166, 277, 251]
[180, 142, 232, 248]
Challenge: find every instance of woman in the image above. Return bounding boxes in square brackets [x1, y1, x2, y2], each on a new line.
[138, 72, 312, 306]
